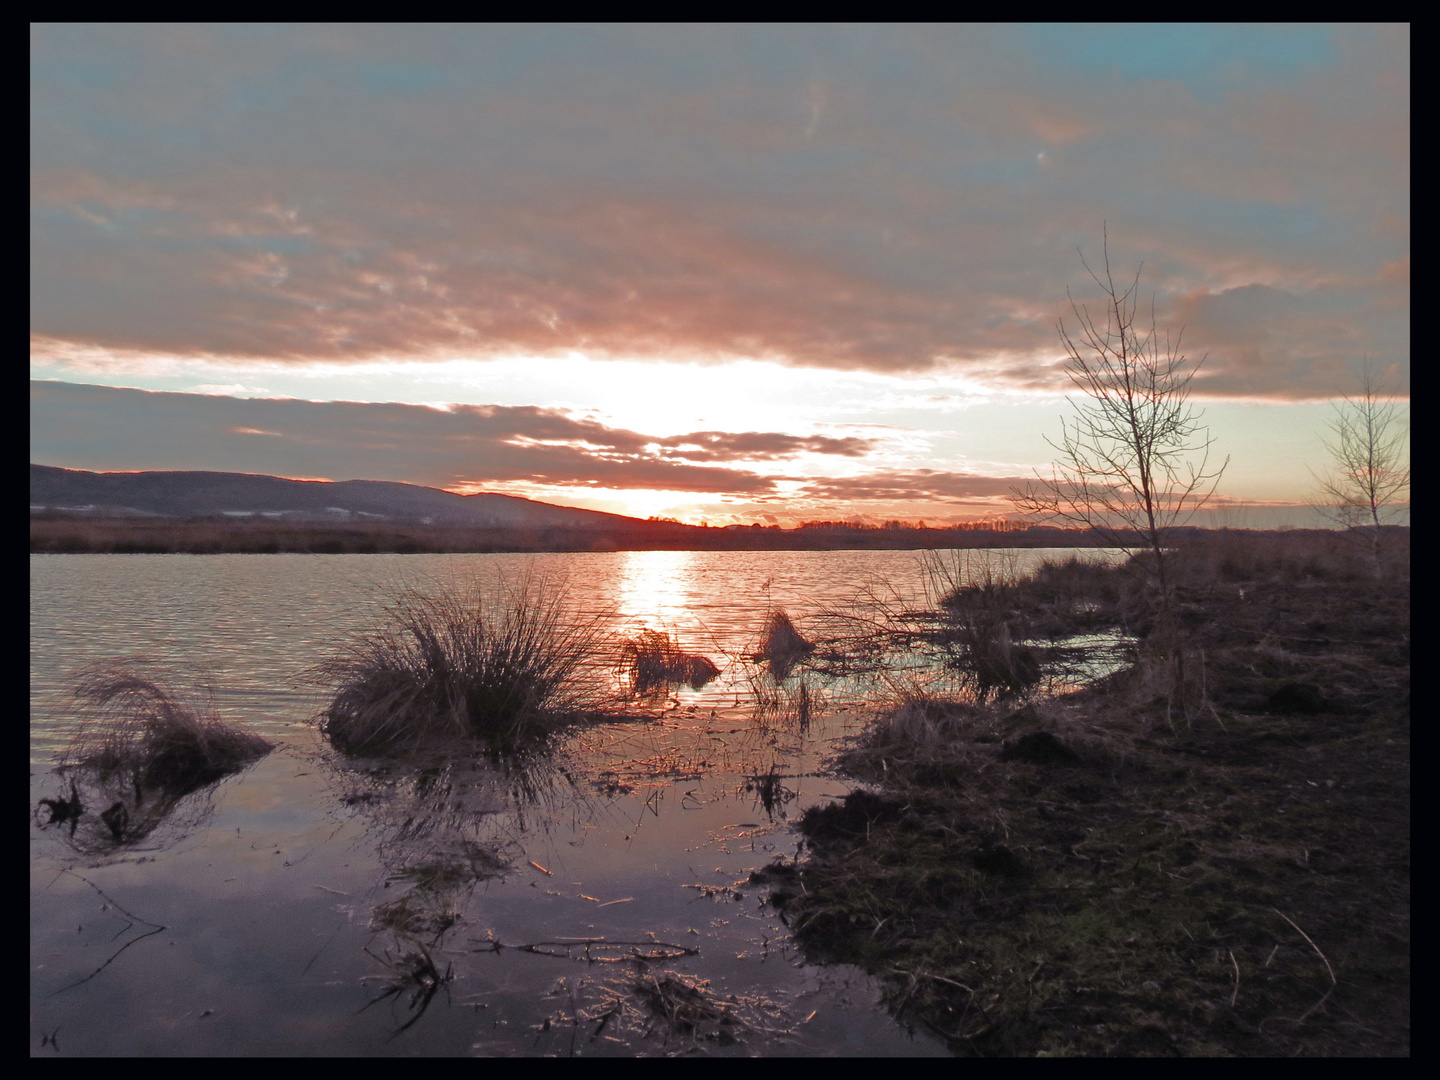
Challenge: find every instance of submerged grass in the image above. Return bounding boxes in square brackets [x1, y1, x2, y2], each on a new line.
[312, 573, 614, 753]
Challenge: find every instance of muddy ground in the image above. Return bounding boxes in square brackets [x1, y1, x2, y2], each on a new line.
[756, 538, 1409, 1056]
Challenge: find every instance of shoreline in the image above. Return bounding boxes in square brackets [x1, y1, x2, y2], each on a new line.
[756, 532, 1411, 1056]
[30, 516, 1401, 556]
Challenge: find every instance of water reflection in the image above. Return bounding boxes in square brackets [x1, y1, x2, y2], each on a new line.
[29, 549, 1122, 1056]
[318, 743, 627, 1037]
[614, 550, 700, 635]
[34, 767, 243, 858]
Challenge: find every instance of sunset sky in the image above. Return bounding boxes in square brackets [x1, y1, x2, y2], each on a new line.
[30, 24, 1409, 527]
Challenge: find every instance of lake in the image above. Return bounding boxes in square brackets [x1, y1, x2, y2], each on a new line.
[30, 548, 1121, 1056]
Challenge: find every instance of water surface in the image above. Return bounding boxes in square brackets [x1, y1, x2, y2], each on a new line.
[31, 548, 1114, 1056]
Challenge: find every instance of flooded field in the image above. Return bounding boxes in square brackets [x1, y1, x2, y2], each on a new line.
[30, 548, 1120, 1056]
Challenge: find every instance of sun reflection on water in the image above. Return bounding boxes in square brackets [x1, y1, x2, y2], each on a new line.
[613, 549, 700, 635]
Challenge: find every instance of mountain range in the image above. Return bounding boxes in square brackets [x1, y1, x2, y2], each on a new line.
[30, 464, 642, 530]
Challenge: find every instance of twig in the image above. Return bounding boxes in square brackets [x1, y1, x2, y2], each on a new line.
[1272, 908, 1336, 1023]
[469, 936, 700, 960]
[50, 871, 168, 995]
[915, 970, 976, 993]
[566, 981, 581, 1057]
[61, 870, 163, 929]
[51, 925, 167, 994]
[300, 919, 347, 977]
[1228, 948, 1241, 1006]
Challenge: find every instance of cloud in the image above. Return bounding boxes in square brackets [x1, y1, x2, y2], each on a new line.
[657, 430, 874, 461]
[795, 469, 1026, 505]
[29, 380, 879, 494]
[30, 25, 1407, 400]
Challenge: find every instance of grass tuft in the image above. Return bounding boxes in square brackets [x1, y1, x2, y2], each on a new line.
[757, 609, 815, 673]
[312, 573, 613, 753]
[64, 664, 273, 799]
[617, 629, 721, 694]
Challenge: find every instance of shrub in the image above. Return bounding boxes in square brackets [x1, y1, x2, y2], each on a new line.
[313, 573, 612, 753]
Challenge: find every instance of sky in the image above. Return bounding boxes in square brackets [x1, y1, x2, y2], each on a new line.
[30, 23, 1409, 527]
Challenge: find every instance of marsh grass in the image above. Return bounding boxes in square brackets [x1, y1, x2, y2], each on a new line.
[927, 554, 1043, 704]
[915, 549, 1152, 708]
[760, 530, 1409, 1056]
[312, 573, 614, 753]
[617, 629, 721, 695]
[755, 609, 815, 679]
[61, 664, 272, 801]
[40, 664, 273, 853]
[1170, 527, 1409, 587]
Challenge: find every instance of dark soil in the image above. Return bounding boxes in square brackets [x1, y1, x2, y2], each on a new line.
[759, 540, 1409, 1057]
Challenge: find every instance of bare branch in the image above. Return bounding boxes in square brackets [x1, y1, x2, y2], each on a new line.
[1010, 230, 1228, 607]
[1310, 359, 1410, 566]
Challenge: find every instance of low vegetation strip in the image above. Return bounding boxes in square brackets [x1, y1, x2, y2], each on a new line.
[30, 513, 1240, 555]
[756, 532, 1409, 1057]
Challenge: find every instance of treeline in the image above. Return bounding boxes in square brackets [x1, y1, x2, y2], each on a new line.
[32, 513, 1131, 555]
[36, 512, 1387, 557]
[797, 518, 1029, 532]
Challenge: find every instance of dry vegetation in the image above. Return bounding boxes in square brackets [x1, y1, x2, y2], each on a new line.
[63, 665, 273, 794]
[38, 664, 273, 852]
[311, 574, 616, 754]
[617, 629, 721, 695]
[755, 530, 1409, 1056]
[757, 610, 814, 665]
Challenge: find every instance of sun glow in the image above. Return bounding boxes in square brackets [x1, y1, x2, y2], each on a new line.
[612, 550, 701, 634]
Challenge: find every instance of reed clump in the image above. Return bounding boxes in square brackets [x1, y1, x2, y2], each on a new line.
[754, 609, 815, 680]
[617, 629, 721, 694]
[313, 574, 612, 754]
[935, 584, 1043, 703]
[63, 664, 273, 799]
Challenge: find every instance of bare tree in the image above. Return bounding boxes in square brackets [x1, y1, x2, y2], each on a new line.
[1012, 233, 1228, 608]
[1313, 360, 1410, 566]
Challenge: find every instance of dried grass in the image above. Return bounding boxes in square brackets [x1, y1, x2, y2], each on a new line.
[1170, 528, 1409, 587]
[37, 664, 272, 853]
[756, 609, 814, 677]
[617, 629, 721, 695]
[312, 573, 613, 754]
[63, 664, 273, 799]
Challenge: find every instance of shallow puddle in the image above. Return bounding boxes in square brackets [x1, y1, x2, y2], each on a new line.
[32, 730, 948, 1055]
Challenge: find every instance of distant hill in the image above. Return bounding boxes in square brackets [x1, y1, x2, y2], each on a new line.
[29, 464, 642, 530]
